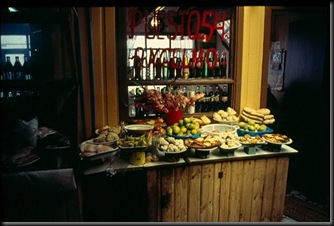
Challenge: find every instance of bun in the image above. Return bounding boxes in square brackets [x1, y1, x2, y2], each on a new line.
[256, 108, 271, 115]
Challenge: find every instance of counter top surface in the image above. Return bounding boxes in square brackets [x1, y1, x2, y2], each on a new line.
[82, 144, 298, 176]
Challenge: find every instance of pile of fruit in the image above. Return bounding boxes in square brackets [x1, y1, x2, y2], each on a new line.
[166, 117, 201, 136]
[237, 120, 267, 133]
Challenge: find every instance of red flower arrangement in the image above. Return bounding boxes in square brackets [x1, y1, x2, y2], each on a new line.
[135, 87, 204, 114]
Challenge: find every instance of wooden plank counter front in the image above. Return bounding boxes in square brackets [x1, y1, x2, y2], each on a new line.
[82, 144, 298, 222]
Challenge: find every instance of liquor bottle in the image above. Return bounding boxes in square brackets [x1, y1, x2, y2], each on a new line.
[202, 54, 208, 78]
[168, 57, 175, 79]
[155, 57, 162, 80]
[195, 56, 202, 78]
[175, 55, 182, 79]
[214, 85, 221, 111]
[195, 85, 202, 112]
[202, 85, 208, 112]
[220, 51, 227, 78]
[221, 85, 229, 110]
[162, 52, 169, 80]
[183, 56, 189, 79]
[207, 52, 214, 78]
[207, 85, 214, 111]
[22, 56, 33, 80]
[13, 56, 23, 80]
[189, 57, 195, 78]
[4, 56, 14, 80]
[134, 56, 142, 80]
[214, 51, 221, 78]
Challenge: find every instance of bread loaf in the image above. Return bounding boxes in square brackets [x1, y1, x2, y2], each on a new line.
[200, 115, 211, 124]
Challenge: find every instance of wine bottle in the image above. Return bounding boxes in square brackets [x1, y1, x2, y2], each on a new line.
[13, 56, 23, 80]
[155, 57, 162, 80]
[168, 57, 175, 79]
[202, 85, 208, 112]
[221, 85, 229, 110]
[4, 56, 14, 80]
[208, 52, 214, 78]
[189, 57, 195, 78]
[214, 85, 221, 111]
[195, 85, 202, 112]
[214, 51, 221, 78]
[220, 51, 227, 78]
[22, 56, 33, 80]
[175, 55, 182, 79]
[134, 56, 142, 80]
[208, 85, 214, 111]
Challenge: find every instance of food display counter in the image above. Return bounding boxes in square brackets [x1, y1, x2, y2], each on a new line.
[81, 142, 298, 222]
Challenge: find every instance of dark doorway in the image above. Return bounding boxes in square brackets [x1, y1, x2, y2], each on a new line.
[268, 7, 330, 207]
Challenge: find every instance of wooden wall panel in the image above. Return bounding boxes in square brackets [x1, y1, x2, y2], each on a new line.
[219, 161, 232, 221]
[261, 158, 277, 221]
[161, 168, 175, 221]
[250, 158, 266, 222]
[200, 164, 215, 222]
[174, 167, 189, 222]
[187, 165, 201, 222]
[228, 161, 244, 221]
[239, 160, 255, 222]
[212, 163, 223, 221]
[271, 157, 289, 221]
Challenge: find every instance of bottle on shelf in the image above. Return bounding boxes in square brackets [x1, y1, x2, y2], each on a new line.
[183, 56, 189, 79]
[189, 57, 195, 79]
[214, 50, 221, 78]
[13, 56, 23, 80]
[0, 58, 4, 80]
[202, 85, 208, 112]
[155, 57, 162, 80]
[162, 52, 169, 79]
[208, 85, 215, 111]
[175, 52, 182, 79]
[220, 51, 227, 78]
[195, 55, 202, 78]
[22, 55, 33, 80]
[168, 56, 175, 79]
[202, 52, 208, 79]
[214, 85, 221, 111]
[134, 56, 142, 80]
[208, 52, 214, 78]
[221, 85, 229, 110]
[4, 56, 14, 80]
[195, 85, 202, 112]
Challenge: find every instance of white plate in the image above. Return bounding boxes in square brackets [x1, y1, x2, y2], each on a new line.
[219, 142, 242, 152]
[263, 137, 293, 145]
[124, 124, 154, 135]
[158, 147, 188, 155]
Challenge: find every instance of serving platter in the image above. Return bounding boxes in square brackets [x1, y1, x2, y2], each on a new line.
[166, 132, 201, 139]
[86, 138, 119, 146]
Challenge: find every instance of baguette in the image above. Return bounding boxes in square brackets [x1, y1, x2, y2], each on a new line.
[241, 110, 263, 122]
[256, 108, 271, 115]
[240, 113, 263, 124]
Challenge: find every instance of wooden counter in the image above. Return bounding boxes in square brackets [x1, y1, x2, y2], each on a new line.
[81, 144, 298, 222]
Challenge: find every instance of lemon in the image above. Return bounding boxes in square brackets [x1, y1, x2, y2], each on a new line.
[191, 129, 198, 135]
[248, 120, 256, 126]
[181, 126, 187, 133]
[184, 117, 191, 123]
[194, 122, 200, 130]
[238, 121, 246, 129]
[178, 119, 184, 126]
[173, 126, 181, 135]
